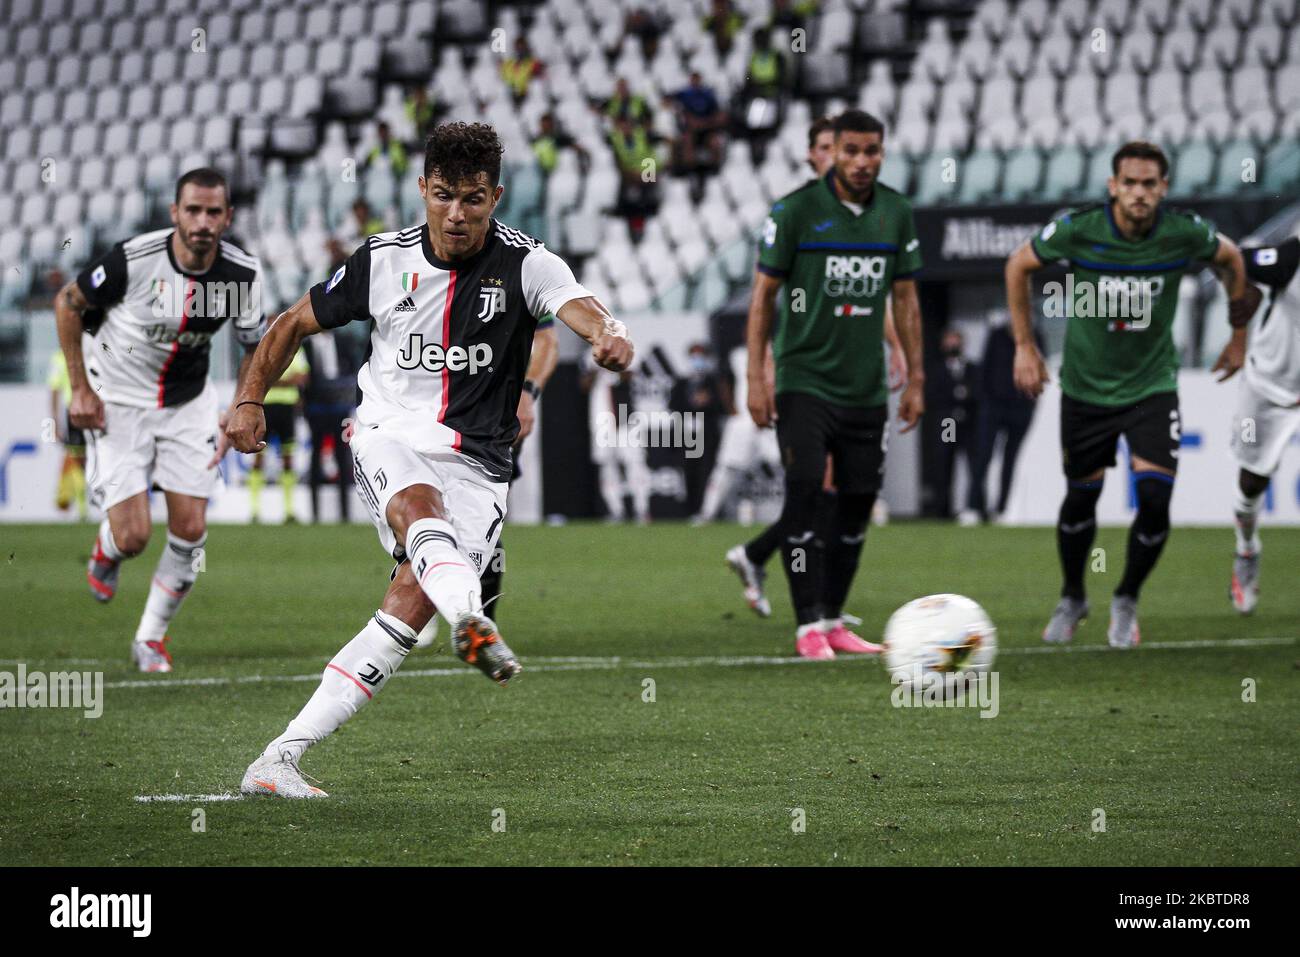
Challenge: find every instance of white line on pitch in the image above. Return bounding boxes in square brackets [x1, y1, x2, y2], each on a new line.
[134, 793, 241, 803]
[95, 636, 1296, 691]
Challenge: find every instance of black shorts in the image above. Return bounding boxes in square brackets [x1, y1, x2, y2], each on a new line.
[264, 404, 297, 449]
[63, 411, 85, 451]
[1060, 391, 1181, 480]
[775, 391, 888, 495]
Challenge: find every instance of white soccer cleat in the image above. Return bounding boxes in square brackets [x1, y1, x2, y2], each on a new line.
[725, 544, 771, 617]
[240, 752, 328, 799]
[957, 508, 981, 527]
[1107, 595, 1141, 649]
[1230, 552, 1259, 615]
[451, 612, 521, 685]
[1043, 598, 1088, 644]
[132, 637, 173, 673]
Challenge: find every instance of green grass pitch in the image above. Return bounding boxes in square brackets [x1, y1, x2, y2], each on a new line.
[1, 520, 1296, 866]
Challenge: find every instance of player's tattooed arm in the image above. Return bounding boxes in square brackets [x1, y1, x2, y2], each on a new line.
[54, 279, 104, 430]
[555, 296, 634, 373]
[1210, 235, 1258, 382]
[1005, 240, 1050, 398]
[890, 278, 925, 433]
[227, 292, 325, 453]
[745, 269, 782, 427]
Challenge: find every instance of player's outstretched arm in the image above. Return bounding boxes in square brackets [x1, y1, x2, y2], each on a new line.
[53, 280, 104, 430]
[745, 269, 782, 428]
[227, 292, 325, 453]
[1005, 241, 1050, 397]
[1210, 235, 1261, 383]
[890, 278, 925, 433]
[555, 296, 634, 372]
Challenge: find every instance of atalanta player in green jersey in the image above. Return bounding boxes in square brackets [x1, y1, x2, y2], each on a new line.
[746, 109, 925, 659]
[1006, 141, 1259, 649]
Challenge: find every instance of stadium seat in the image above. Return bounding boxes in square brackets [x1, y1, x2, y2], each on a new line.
[1170, 142, 1217, 194]
[61, 88, 92, 127]
[1038, 33, 1077, 77]
[914, 153, 959, 206]
[84, 51, 115, 87]
[998, 147, 1040, 201]
[1121, 28, 1160, 74]
[1206, 25, 1243, 70]
[1095, 0, 1135, 33]
[21, 58, 50, 92]
[68, 122, 99, 159]
[1041, 145, 1087, 200]
[136, 119, 166, 156]
[955, 149, 1000, 205]
[144, 153, 177, 192]
[1213, 139, 1260, 196]
[1180, 0, 1219, 32]
[1262, 141, 1300, 192]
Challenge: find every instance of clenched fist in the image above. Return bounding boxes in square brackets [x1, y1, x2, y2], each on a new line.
[593, 332, 634, 372]
[225, 402, 268, 453]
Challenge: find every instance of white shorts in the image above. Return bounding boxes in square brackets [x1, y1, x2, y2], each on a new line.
[350, 426, 509, 575]
[85, 381, 220, 511]
[716, 415, 781, 471]
[1231, 375, 1300, 476]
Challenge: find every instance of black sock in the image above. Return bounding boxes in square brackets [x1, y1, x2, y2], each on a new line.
[1116, 472, 1173, 599]
[481, 540, 504, 618]
[745, 521, 783, 567]
[777, 480, 824, 625]
[1058, 479, 1103, 600]
[821, 491, 875, 621]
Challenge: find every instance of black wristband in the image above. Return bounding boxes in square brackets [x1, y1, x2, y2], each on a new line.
[236, 401, 265, 410]
[1228, 284, 1262, 328]
[522, 379, 541, 399]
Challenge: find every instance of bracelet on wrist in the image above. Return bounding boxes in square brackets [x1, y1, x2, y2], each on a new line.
[236, 400, 265, 410]
[522, 380, 541, 399]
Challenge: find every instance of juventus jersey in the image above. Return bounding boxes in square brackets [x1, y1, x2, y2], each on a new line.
[309, 220, 592, 480]
[1242, 236, 1300, 406]
[75, 228, 264, 408]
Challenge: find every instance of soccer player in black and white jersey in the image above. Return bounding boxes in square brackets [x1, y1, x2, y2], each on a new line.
[228, 123, 633, 798]
[56, 168, 264, 673]
[1228, 231, 1300, 613]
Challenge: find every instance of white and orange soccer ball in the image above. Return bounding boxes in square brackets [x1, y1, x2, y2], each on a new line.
[882, 594, 998, 689]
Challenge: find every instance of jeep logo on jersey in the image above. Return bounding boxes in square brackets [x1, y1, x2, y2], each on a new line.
[144, 324, 214, 346]
[395, 334, 493, 374]
[477, 284, 505, 322]
[823, 254, 887, 297]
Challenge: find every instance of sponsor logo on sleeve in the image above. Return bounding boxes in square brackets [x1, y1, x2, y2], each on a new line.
[325, 265, 346, 293]
[91, 265, 107, 288]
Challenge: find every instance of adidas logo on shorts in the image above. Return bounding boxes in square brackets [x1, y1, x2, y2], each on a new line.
[394, 297, 416, 312]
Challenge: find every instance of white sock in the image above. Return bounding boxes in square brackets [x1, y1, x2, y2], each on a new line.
[797, 622, 823, 639]
[265, 610, 415, 763]
[406, 517, 482, 625]
[1233, 488, 1263, 555]
[97, 518, 125, 561]
[820, 617, 842, 633]
[699, 466, 743, 520]
[134, 531, 204, 644]
[598, 462, 625, 519]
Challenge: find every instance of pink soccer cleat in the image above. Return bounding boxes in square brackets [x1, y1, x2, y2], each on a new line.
[87, 535, 121, 602]
[824, 622, 883, 654]
[795, 627, 835, 660]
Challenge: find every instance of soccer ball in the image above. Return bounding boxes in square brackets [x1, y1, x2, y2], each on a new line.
[882, 594, 997, 689]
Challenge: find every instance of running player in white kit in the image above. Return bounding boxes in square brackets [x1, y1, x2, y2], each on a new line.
[1228, 233, 1299, 613]
[227, 123, 634, 798]
[56, 169, 264, 672]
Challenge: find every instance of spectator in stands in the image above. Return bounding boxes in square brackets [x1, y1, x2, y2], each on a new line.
[738, 27, 788, 165]
[365, 121, 408, 175]
[923, 327, 980, 520]
[609, 115, 662, 240]
[330, 199, 387, 260]
[961, 318, 1042, 526]
[502, 36, 545, 102]
[532, 112, 590, 176]
[604, 77, 651, 126]
[404, 85, 438, 142]
[623, 6, 669, 61]
[702, 0, 744, 57]
[769, 0, 818, 38]
[669, 72, 728, 202]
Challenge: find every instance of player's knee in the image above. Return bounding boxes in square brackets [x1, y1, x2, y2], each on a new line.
[382, 565, 436, 631]
[1133, 472, 1173, 525]
[386, 485, 448, 542]
[1061, 477, 1104, 519]
[114, 524, 151, 556]
[169, 518, 207, 544]
[833, 491, 876, 536]
[1239, 469, 1270, 499]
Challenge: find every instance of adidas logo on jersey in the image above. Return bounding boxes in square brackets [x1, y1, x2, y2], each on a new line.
[394, 297, 417, 312]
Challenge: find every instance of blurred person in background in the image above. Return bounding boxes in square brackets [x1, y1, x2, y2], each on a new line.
[961, 317, 1041, 526]
[533, 111, 590, 176]
[365, 121, 408, 175]
[404, 85, 438, 142]
[702, 0, 744, 57]
[502, 36, 545, 103]
[585, 354, 651, 524]
[47, 349, 88, 520]
[669, 72, 727, 202]
[609, 115, 663, 240]
[303, 330, 359, 524]
[923, 326, 980, 521]
[247, 348, 308, 524]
